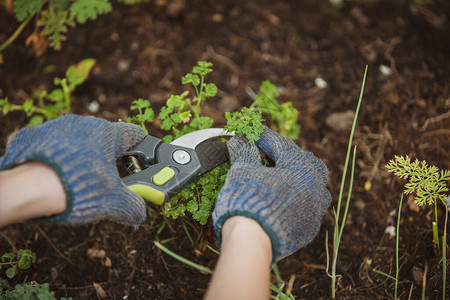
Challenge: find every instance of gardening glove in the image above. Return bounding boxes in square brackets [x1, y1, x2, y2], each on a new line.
[212, 127, 331, 263]
[0, 114, 147, 227]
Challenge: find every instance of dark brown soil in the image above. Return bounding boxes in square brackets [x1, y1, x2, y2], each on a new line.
[1, 0, 449, 299]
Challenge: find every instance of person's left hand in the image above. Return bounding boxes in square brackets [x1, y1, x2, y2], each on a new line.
[0, 114, 147, 227]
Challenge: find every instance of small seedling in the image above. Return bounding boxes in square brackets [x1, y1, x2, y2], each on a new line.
[0, 250, 71, 299]
[0, 0, 116, 58]
[330, 66, 367, 299]
[225, 80, 300, 143]
[386, 156, 449, 300]
[158, 61, 217, 143]
[0, 58, 95, 126]
[0, 281, 72, 300]
[128, 98, 154, 134]
[0, 249, 36, 279]
[386, 155, 449, 248]
[250, 80, 300, 141]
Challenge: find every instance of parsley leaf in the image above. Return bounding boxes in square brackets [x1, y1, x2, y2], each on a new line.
[251, 80, 300, 140]
[225, 108, 265, 144]
[37, 10, 75, 50]
[14, 0, 43, 22]
[69, 0, 112, 24]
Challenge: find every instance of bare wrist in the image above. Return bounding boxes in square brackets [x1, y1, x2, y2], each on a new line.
[222, 216, 272, 263]
[0, 161, 66, 227]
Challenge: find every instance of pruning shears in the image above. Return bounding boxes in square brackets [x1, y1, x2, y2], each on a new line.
[118, 128, 234, 205]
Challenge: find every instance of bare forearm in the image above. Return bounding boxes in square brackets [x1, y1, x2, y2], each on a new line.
[0, 162, 66, 228]
[204, 216, 272, 300]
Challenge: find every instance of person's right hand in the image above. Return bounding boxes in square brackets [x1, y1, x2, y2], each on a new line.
[212, 127, 331, 263]
[0, 115, 147, 227]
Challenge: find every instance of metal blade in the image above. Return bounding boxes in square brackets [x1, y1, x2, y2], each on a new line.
[196, 141, 230, 175]
[170, 128, 234, 149]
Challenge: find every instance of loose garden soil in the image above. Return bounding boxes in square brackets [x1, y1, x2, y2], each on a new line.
[1, 0, 449, 299]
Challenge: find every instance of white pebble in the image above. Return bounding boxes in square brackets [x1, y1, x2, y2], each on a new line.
[379, 64, 393, 76]
[88, 101, 100, 113]
[117, 59, 131, 72]
[315, 77, 328, 89]
[389, 209, 397, 217]
[385, 225, 396, 237]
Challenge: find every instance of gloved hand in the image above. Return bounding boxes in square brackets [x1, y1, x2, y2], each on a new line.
[212, 127, 331, 263]
[0, 114, 147, 227]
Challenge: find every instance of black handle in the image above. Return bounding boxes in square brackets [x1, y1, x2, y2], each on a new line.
[121, 142, 202, 204]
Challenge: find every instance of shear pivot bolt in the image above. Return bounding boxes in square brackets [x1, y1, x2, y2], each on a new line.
[173, 150, 191, 164]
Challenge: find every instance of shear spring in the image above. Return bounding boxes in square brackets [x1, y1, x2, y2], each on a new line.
[126, 156, 142, 174]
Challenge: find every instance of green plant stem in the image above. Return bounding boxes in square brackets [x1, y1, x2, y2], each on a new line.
[0, 15, 34, 53]
[196, 75, 205, 117]
[372, 269, 396, 280]
[433, 199, 440, 249]
[61, 79, 71, 114]
[433, 221, 440, 253]
[422, 263, 427, 300]
[0, 261, 18, 267]
[206, 245, 221, 255]
[334, 65, 367, 228]
[6, 103, 56, 119]
[182, 222, 195, 247]
[395, 194, 404, 300]
[154, 241, 213, 275]
[331, 146, 356, 298]
[331, 65, 367, 299]
[272, 265, 283, 287]
[338, 146, 357, 242]
[442, 204, 448, 300]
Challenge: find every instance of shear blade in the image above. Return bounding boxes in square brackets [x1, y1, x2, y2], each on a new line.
[196, 141, 230, 175]
[170, 128, 234, 175]
[170, 128, 233, 149]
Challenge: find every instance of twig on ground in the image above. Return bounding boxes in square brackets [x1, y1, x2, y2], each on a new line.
[420, 110, 450, 131]
[37, 226, 73, 264]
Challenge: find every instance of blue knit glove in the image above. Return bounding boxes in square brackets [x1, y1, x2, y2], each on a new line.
[0, 115, 147, 227]
[212, 127, 331, 263]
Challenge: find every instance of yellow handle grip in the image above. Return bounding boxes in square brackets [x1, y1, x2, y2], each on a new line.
[128, 184, 166, 205]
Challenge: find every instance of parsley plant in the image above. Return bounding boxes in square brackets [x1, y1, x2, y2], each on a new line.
[128, 98, 154, 134]
[224, 108, 264, 144]
[0, 0, 148, 60]
[386, 155, 449, 206]
[386, 155, 449, 249]
[0, 249, 36, 279]
[158, 61, 217, 143]
[224, 80, 300, 143]
[251, 80, 300, 140]
[0, 281, 72, 300]
[0, 58, 95, 126]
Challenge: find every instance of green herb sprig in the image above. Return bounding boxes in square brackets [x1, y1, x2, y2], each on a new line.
[0, 58, 95, 126]
[0, 249, 36, 279]
[386, 155, 449, 206]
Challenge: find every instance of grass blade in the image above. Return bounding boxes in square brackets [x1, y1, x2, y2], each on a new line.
[395, 194, 404, 299]
[154, 241, 213, 275]
[373, 269, 396, 281]
[331, 65, 367, 299]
